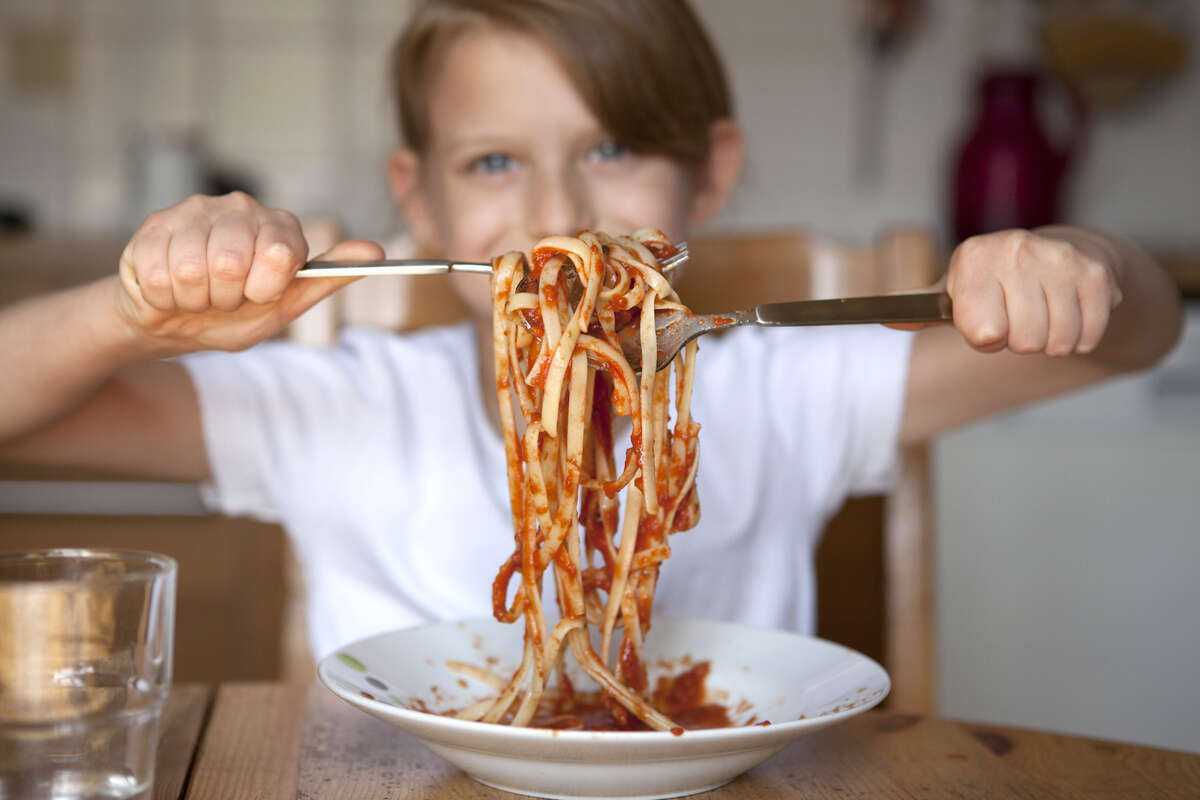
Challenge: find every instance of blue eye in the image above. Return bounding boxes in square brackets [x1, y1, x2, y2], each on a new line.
[471, 153, 516, 174]
[588, 140, 630, 163]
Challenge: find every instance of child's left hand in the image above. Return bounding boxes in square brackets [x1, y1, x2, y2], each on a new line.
[944, 228, 1124, 357]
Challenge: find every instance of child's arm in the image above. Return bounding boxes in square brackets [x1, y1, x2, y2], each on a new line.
[0, 192, 381, 479]
[901, 226, 1183, 444]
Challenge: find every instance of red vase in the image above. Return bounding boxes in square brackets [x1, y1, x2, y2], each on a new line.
[951, 70, 1086, 242]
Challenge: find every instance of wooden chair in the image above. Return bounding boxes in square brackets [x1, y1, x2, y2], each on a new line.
[677, 228, 940, 714]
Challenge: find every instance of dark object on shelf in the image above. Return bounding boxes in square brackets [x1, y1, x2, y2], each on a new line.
[0, 203, 33, 234]
[950, 69, 1087, 242]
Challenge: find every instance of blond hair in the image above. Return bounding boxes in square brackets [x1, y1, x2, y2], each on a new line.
[391, 0, 733, 164]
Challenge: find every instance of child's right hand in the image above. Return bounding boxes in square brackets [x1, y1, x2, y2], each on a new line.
[115, 192, 383, 355]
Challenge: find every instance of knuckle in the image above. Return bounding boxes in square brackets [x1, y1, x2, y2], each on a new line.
[141, 210, 169, 230]
[1011, 231, 1037, 265]
[267, 209, 306, 240]
[1007, 228, 1032, 248]
[1008, 333, 1045, 355]
[949, 250, 988, 285]
[964, 322, 1003, 348]
[210, 251, 249, 282]
[140, 266, 173, 295]
[1080, 259, 1109, 286]
[222, 190, 256, 210]
[946, 249, 969, 276]
[943, 271, 959, 295]
[1043, 238, 1075, 264]
[1045, 337, 1074, 357]
[260, 242, 298, 273]
[271, 207, 301, 227]
[952, 235, 987, 264]
[180, 194, 209, 213]
[172, 257, 208, 286]
[1076, 333, 1101, 354]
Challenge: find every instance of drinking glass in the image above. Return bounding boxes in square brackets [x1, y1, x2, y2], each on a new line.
[0, 549, 176, 800]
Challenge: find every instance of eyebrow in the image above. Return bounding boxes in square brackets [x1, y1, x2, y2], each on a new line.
[435, 131, 522, 155]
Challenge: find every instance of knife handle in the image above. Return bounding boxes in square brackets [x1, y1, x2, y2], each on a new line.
[754, 292, 953, 326]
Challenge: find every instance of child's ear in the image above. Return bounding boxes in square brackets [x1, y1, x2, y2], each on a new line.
[388, 148, 441, 253]
[688, 119, 744, 225]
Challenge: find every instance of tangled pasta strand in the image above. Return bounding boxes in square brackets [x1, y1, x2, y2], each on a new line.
[465, 230, 701, 732]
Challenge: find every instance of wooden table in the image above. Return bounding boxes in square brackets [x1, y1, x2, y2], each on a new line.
[156, 683, 1198, 799]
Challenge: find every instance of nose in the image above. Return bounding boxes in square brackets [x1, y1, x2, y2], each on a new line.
[525, 163, 594, 242]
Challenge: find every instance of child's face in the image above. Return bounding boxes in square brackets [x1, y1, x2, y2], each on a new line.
[392, 29, 703, 316]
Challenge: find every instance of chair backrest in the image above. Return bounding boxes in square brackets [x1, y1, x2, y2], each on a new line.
[679, 228, 939, 714]
[288, 226, 942, 713]
[676, 227, 939, 310]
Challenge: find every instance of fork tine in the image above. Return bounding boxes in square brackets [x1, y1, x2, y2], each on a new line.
[660, 242, 689, 277]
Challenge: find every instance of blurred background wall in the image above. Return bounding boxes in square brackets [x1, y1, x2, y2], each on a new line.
[2, 0, 1197, 247]
[0, 0, 404, 236]
[2, 0, 1198, 752]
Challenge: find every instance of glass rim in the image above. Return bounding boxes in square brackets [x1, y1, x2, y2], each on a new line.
[0, 548, 177, 584]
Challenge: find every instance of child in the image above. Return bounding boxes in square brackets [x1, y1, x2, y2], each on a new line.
[0, 0, 1182, 661]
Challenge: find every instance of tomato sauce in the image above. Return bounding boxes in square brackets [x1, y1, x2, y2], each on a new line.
[525, 661, 732, 732]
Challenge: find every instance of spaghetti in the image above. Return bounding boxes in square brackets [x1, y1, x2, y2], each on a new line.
[458, 230, 701, 732]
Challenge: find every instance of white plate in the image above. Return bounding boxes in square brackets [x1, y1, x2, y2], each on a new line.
[318, 617, 889, 800]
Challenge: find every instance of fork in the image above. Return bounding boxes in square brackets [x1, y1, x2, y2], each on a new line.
[295, 244, 690, 281]
[619, 291, 954, 373]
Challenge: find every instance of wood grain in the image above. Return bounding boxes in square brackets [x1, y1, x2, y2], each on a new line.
[178, 685, 1200, 799]
[697, 712, 1059, 799]
[154, 685, 213, 800]
[964, 721, 1200, 800]
[184, 683, 307, 800]
[296, 684, 495, 799]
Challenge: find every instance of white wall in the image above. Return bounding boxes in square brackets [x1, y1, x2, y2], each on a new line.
[693, 0, 1200, 245]
[0, 0, 409, 236]
[694, 0, 973, 242]
[935, 308, 1200, 752]
[2, 0, 1197, 246]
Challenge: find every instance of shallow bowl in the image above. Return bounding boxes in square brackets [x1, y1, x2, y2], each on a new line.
[318, 617, 888, 800]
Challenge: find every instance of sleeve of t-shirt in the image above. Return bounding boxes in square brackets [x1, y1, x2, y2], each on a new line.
[179, 340, 369, 523]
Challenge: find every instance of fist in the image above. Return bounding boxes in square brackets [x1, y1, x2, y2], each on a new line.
[121, 191, 308, 314]
[947, 229, 1123, 357]
[116, 192, 380, 353]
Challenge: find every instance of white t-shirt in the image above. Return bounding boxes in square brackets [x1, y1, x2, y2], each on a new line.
[183, 322, 913, 659]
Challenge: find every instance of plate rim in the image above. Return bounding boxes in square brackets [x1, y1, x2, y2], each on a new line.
[317, 616, 891, 745]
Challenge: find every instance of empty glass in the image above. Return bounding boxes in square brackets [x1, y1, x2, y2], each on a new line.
[0, 549, 176, 800]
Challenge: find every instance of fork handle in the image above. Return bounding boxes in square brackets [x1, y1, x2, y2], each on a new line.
[295, 259, 492, 278]
[753, 292, 952, 326]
